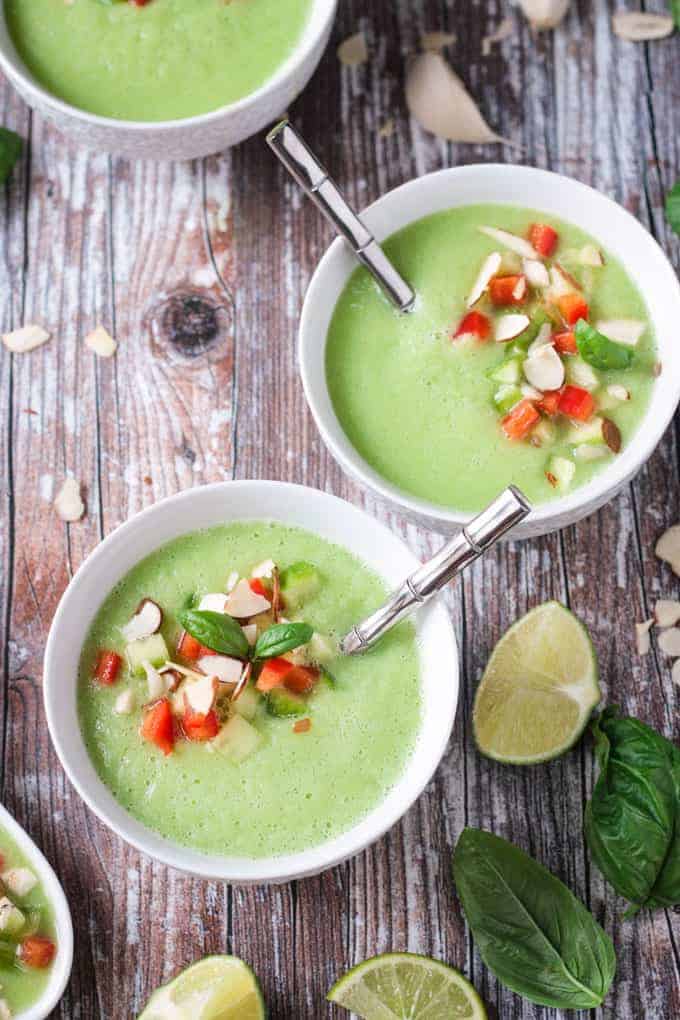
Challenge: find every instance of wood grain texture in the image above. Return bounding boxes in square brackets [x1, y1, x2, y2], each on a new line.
[1, 0, 679, 1017]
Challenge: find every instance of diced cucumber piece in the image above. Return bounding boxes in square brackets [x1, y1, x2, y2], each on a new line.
[532, 418, 556, 447]
[279, 561, 321, 606]
[489, 357, 522, 385]
[0, 897, 25, 936]
[493, 384, 522, 414]
[566, 356, 599, 392]
[267, 687, 307, 718]
[318, 669, 336, 690]
[521, 308, 552, 347]
[308, 632, 338, 665]
[126, 633, 169, 676]
[565, 416, 605, 446]
[574, 444, 608, 462]
[213, 714, 262, 763]
[547, 456, 576, 491]
[233, 685, 261, 722]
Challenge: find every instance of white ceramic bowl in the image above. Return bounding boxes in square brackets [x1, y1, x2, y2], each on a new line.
[0, 803, 73, 1020]
[300, 164, 680, 539]
[43, 481, 458, 883]
[0, 1, 336, 160]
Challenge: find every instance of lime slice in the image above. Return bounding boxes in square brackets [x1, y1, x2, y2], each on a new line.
[137, 955, 266, 1020]
[327, 952, 487, 1019]
[473, 600, 600, 764]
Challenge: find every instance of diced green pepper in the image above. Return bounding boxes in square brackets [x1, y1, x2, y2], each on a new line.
[574, 319, 634, 371]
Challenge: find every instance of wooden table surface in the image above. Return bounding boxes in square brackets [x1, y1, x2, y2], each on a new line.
[1, 1, 679, 1017]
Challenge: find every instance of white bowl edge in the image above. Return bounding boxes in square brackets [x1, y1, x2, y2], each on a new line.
[43, 481, 458, 883]
[299, 164, 680, 538]
[0, 0, 337, 159]
[0, 803, 73, 1020]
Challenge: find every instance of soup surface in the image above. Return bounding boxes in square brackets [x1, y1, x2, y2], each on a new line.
[5, 0, 313, 121]
[78, 521, 422, 858]
[326, 204, 656, 512]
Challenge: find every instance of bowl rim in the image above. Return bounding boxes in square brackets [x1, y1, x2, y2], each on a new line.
[43, 480, 458, 883]
[0, 0, 337, 132]
[299, 163, 680, 531]
[0, 803, 74, 1020]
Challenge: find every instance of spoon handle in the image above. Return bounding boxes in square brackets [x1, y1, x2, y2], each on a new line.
[266, 120, 415, 312]
[340, 486, 531, 655]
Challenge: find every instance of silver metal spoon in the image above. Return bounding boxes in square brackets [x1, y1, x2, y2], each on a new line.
[266, 120, 415, 312]
[341, 486, 531, 654]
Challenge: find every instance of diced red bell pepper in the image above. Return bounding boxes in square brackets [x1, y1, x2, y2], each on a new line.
[182, 706, 219, 742]
[501, 399, 540, 440]
[553, 330, 577, 356]
[93, 650, 122, 686]
[249, 578, 269, 598]
[141, 699, 175, 756]
[18, 935, 56, 969]
[256, 657, 294, 692]
[452, 310, 491, 342]
[177, 631, 214, 661]
[282, 665, 319, 695]
[293, 718, 312, 734]
[558, 385, 595, 422]
[536, 389, 563, 417]
[489, 275, 527, 306]
[528, 223, 559, 257]
[557, 293, 589, 327]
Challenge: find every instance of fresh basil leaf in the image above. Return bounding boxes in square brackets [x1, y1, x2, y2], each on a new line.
[178, 609, 249, 659]
[253, 622, 313, 661]
[666, 180, 680, 237]
[585, 707, 680, 914]
[574, 319, 634, 371]
[453, 828, 616, 1009]
[0, 128, 22, 186]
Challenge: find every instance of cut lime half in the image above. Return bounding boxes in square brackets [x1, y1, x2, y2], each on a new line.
[473, 600, 600, 765]
[328, 952, 486, 1019]
[137, 955, 266, 1020]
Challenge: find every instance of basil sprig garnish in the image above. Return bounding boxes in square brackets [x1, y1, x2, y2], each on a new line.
[585, 707, 680, 914]
[253, 622, 313, 661]
[453, 828, 616, 1009]
[574, 319, 634, 371]
[179, 609, 249, 659]
[179, 611, 312, 663]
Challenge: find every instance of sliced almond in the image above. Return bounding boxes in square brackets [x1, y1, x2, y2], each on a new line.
[523, 345, 565, 391]
[512, 276, 528, 302]
[143, 660, 168, 701]
[657, 628, 680, 657]
[467, 252, 502, 308]
[84, 325, 117, 358]
[114, 689, 136, 716]
[494, 313, 530, 343]
[595, 319, 646, 348]
[527, 323, 553, 356]
[479, 226, 538, 259]
[601, 418, 622, 454]
[225, 571, 239, 593]
[573, 444, 607, 462]
[160, 661, 204, 681]
[231, 660, 252, 703]
[579, 244, 604, 267]
[225, 578, 270, 618]
[251, 559, 275, 580]
[635, 618, 653, 655]
[337, 32, 368, 67]
[197, 592, 228, 613]
[196, 654, 243, 684]
[241, 623, 258, 646]
[518, 0, 570, 30]
[405, 52, 512, 145]
[2, 867, 37, 898]
[2, 323, 50, 353]
[547, 264, 576, 300]
[121, 598, 162, 643]
[521, 383, 542, 400]
[655, 600, 680, 629]
[420, 30, 457, 51]
[606, 384, 630, 402]
[54, 476, 84, 522]
[523, 258, 550, 288]
[183, 674, 217, 715]
[612, 11, 674, 41]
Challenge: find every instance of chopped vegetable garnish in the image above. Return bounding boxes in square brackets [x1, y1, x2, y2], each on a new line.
[177, 631, 213, 661]
[93, 650, 122, 686]
[536, 389, 562, 416]
[17, 935, 56, 970]
[141, 699, 175, 756]
[574, 319, 634, 371]
[182, 706, 220, 742]
[553, 330, 577, 356]
[255, 656, 296, 693]
[557, 385, 595, 421]
[249, 577, 269, 598]
[556, 293, 589, 326]
[528, 222, 558, 257]
[501, 399, 540, 440]
[489, 275, 527, 306]
[293, 718, 312, 733]
[453, 310, 491, 342]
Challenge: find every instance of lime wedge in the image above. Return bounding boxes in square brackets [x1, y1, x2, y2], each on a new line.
[473, 600, 600, 764]
[327, 952, 487, 1019]
[137, 955, 266, 1020]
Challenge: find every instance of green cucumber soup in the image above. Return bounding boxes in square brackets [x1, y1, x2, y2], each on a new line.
[77, 522, 421, 858]
[5, 0, 313, 122]
[0, 828, 58, 1014]
[325, 204, 657, 513]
